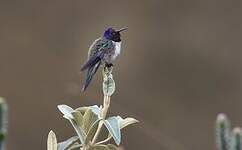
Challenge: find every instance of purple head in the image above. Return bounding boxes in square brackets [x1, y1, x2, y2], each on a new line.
[103, 27, 128, 42]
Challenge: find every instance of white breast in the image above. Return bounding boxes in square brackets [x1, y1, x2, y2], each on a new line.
[112, 41, 121, 60]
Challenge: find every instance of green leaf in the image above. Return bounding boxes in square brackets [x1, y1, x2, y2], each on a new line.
[57, 136, 79, 150]
[75, 107, 89, 115]
[117, 116, 139, 129]
[106, 116, 138, 142]
[104, 117, 121, 145]
[69, 119, 86, 144]
[85, 119, 102, 144]
[90, 144, 110, 150]
[103, 71, 115, 96]
[47, 130, 57, 150]
[71, 111, 84, 127]
[57, 105, 74, 119]
[76, 105, 101, 118]
[83, 109, 99, 134]
[107, 144, 118, 150]
[57, 105, 86, 144]
[0, 133, 5, 141]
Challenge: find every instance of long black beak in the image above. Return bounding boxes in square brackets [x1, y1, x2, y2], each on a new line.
[117, 27, 128, 33]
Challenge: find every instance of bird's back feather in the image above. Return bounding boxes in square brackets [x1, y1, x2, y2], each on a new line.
[81, 37, 113, 91]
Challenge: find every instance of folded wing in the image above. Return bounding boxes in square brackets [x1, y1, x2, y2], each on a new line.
[80, 38, 108, 91]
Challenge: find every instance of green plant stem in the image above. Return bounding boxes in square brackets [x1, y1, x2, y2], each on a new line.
[91, 95, 110, 145]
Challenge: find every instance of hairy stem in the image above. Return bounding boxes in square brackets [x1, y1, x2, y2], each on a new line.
[90, 67, 113, 147]
[91, 95, 111, 145]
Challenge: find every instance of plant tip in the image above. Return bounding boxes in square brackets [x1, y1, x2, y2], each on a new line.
[49, 130, 54, 134]
[233, 127, 242, 134]
[217, 113, 227, 123]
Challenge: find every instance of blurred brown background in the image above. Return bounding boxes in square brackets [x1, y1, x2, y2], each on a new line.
[1, 0, 242, 150]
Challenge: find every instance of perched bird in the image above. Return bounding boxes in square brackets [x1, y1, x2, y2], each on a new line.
[80, 27, 128, 91]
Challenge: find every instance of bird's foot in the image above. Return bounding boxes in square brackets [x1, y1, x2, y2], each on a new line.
[105, 63, 113, 68]
[104, 63, 113, 74]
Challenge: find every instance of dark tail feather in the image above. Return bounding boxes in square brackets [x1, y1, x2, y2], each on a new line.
[80, 51, 105, 71]
[82, 61, 101, 91]
[80, 56, 101, 71]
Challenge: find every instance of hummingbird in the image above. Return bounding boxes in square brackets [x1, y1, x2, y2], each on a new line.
[80, 27, 128, 91]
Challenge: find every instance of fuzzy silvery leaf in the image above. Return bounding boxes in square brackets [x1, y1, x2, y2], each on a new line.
[103, 72, 115, 96]
[107, 144, 118, 150]
[89, 105, 101, 118]
[57, 136, 79, 150]
[85, 119, 102, 144]
[57, 105, 74, 119]
[83, 109, 99, 134]
[69, 119, 86, 144]
[90, 144, 110, 150]
[106, 116, 138, 141]
[47, 130, 57, 150]
[57, 105, 86, 144]
[75, 105, 101, 117]
[104, 117, 121, 145]
[116, 116, 139, 129]
[71, 111, 83, 127]
[75, 107, 89, 115]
